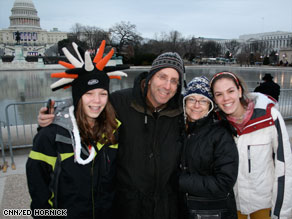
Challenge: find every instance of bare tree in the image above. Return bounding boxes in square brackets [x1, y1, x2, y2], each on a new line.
[225, 40, 241, 57]
[109, 21, 142, 54]
[70, 23, 84, 41]
[237, 43, 251, 65]
[181, 36, 198, 61]
[82, 26, 110, 51]
[150, 32, 169, 53]
[58, 38, 88, 56]
[168, 30, 182, 51]
[146, 30, 185, 54]
[201, 41, 222, 57]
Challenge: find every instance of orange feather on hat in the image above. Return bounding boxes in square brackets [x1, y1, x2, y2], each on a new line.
[51, 72, 78, 79]
[93, 40, 106, 64]
[58, 61, 75, 69]
[50, 40, 127, 91]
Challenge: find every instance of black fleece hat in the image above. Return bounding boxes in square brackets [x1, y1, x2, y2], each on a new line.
[69, 67, 109, 109]
[50, 40, 128, 110]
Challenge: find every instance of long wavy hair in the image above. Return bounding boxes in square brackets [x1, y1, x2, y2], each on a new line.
[75, 99, 117, 145]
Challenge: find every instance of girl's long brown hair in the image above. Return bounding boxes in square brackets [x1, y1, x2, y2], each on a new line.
[75, 99, 117, 146]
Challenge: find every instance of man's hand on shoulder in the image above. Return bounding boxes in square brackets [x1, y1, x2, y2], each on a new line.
[38, 100, 55, 127]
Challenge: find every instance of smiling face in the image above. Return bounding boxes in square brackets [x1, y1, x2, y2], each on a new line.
[81, 88, 108, 126]
[185, 94, 210, 122]
[212, 78, 245, 117]
[147, 68, 179, 108]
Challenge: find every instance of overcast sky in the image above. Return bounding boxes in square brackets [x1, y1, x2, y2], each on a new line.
[0, 0, 292, 39]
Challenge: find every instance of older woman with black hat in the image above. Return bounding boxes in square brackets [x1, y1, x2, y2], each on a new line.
[26, 41, 126, 219]
[179, 76, 239, 219]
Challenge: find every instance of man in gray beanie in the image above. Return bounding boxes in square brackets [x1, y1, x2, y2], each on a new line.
[110, 51, 185, 219]
[145, 52, 184, 101]
[38, 51, 185, 219]
[142, 52, 184, 122]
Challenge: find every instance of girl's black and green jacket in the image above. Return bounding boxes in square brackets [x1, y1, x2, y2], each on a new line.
[26, 100, 120, 219]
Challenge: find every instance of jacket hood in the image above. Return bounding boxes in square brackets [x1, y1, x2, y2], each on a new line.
[248, 92, 276, 110]
[52, 99, 99, 165]
[52, 99, 74, 132]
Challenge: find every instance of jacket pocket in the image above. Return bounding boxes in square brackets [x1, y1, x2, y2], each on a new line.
[186, 194, 229, 211]
[185, 193, 237, 219]
[247, 142, 272, 175]
[188, 209, 221, 219]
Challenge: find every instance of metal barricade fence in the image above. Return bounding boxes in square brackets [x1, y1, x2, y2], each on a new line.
[1, 100, 65, 172]
[245, 89, 292, 119]
[0, 120, 7, 172]
[278, 89, 292, 119]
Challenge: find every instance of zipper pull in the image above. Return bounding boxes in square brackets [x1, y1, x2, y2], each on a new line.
[248, 145, 251, 173]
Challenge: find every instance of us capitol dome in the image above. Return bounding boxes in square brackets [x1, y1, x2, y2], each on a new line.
[0, 0, 67, 56]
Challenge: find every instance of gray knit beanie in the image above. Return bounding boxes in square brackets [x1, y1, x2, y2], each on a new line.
[148, 52, 184, 82]
[144, 52, 185, 99]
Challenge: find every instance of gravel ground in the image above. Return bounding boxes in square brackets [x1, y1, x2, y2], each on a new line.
[0, 174, 31, 219]
[0, 148, 32, 219]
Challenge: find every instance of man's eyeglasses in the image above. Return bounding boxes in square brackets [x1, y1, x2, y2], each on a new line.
[156, 74, 180, 86]
[186, 97, 209, 106]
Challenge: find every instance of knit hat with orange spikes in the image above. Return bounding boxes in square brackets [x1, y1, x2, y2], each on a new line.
[50, 40, 127, 109]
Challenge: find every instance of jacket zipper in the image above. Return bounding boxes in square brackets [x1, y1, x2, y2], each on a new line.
[103, 150, 110, 173]
[153, 117, 159, 194]
[247, 145, 251, 173]
[152, 115, 160, 219]
[91, 157, 95, 219]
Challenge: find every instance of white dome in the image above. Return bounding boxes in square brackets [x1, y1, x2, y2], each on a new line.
[9, 0, 41, 30]
[13, 0, 35, 8]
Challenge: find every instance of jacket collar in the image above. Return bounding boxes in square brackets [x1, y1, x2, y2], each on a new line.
[187, 113, 213, 134]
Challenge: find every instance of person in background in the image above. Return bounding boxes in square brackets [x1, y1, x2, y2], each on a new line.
[210, 71, 292, 219]
[26, 41, 126, 218]
[179, 76, 238, 219]
[254, 73, 280, 101]
[37, 51, 185, 219]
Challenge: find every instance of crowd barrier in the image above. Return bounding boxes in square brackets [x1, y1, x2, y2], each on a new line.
[0, 100, 65, 172]
[278, 89, 292, 119]
[1, 90, 292, 172]
[0, 121, 7, 172]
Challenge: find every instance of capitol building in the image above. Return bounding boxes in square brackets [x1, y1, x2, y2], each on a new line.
[0, 0, 291, 62]
[0, 0, 67, 56]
